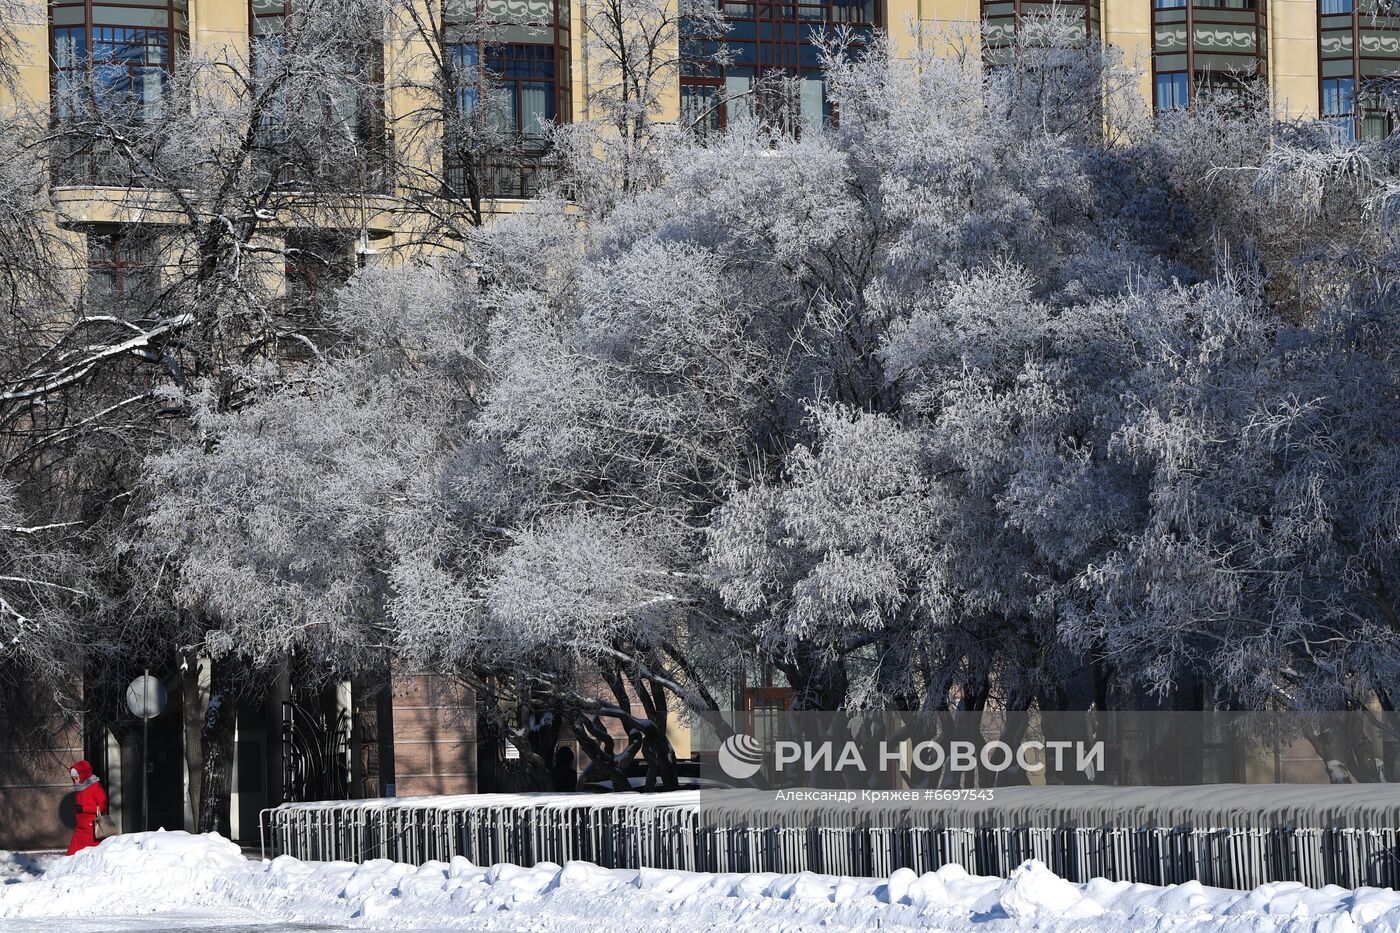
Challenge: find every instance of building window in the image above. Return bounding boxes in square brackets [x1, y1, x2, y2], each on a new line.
[1322, 76, 1356, 142]
[285, 230, 356, 309]
[1154, 71, 1189, 111]
[1151, 0, 1265, 113]
[681, 83, 722, 137]
[250, 0, 293, 34]
[981, 0, 1102, 67]
[248, 0, 387, 189]
[486, 43, 557, 139]
[1194, 69, 1250, 107]
[50, 0, 189, 185]
[1319, 3, 1400, 143]
[1361, 101, 1395, 141]
[681, 0, 880, 134]
[1322, 76, 1356, 116]
[743, 687, 795, 747]
[445, 43, 559, 198]
[87, 229, 158, 311]
[442, 0, 572, 199]
[51, 2, 188, 125]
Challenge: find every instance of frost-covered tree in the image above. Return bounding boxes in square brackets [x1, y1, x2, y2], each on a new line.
[1070, 277, 1400, 746]
[550, 0, 727, 216]
[32, 0, 1400, 803]
[1047, 125, 1400, 760]
[707, 406, 941, 710]
[138, 262, 485, 676]
[455, 14, 1400, 745]
[427, 20, 1186, 759]
[708, 264, 1166, 716]
[0, 0, 113, 708]
[391, 206, 751, 786]
[0, 0, 430, 828]
[0, 482, 92, 695]
[135, 261, 486, 829]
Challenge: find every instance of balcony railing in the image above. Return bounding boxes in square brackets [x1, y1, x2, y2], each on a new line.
[445, 135, 555, 200]
[50, 133, 149, 188]
[49, 119, 395, 194]
[251, 134, 396, 195]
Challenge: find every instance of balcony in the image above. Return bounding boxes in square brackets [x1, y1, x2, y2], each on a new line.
[49, 117, 396, 198]
[445, 135, 555, 201]
[1151, 0, 1266, 110]
[250, 133, 396, 196]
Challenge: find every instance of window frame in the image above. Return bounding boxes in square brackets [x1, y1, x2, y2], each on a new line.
[980, 0, 1103, 63]
[246, 0, 390, 188]
[86, 226, 159, 309]
[1150, 0, 1267, 113]
[49, 1, 189, 124]
[284, 229, 356, 308]
[680, 0, 883, 133]
[1154, 70, 1190, 111]
[1318, 1, 1400, 141]
[441, 0, 573, 199]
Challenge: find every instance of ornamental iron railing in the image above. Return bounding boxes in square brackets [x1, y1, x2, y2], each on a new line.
[280, 698, 352, 804]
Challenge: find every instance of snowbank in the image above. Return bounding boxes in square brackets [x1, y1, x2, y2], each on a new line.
[2, 830, 1400, 931]
[0, 832, 245, 915]
[0, 851, 50, 882]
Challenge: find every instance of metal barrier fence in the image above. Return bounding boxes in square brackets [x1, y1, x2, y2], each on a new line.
[260, 785, 1400, 890]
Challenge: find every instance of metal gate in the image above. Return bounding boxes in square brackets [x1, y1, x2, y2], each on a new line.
[281, 699, 352, 803]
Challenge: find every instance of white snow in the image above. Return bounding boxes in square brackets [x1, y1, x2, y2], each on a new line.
[0, 851, 53, 882]
[2, 830, 1399, 931]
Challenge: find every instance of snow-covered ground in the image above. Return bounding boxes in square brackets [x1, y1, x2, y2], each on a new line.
[3, 830, 1400, 932]
[0, 850, 53, 882]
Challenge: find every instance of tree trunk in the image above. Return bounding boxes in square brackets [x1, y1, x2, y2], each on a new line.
[783, 645, 848, 710]
[990, 685, 1034, 787]
[1302, 716, 1382, 783]
[573, 712, 635, 792]
[197, 656, 240, 835]
[180, 655, 207, 830]
[938, 680, 989, 788]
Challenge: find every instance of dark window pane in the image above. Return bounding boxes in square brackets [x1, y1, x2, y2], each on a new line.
[1322, 77, 1355, 116]
[87, 229, 158, 310]
[285, 230, 355, 307]
[1155, 71, 1189, 111]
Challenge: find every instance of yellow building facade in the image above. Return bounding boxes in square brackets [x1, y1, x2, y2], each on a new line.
[927, 0, 1395, 131]
[6, 0, 1395, 287]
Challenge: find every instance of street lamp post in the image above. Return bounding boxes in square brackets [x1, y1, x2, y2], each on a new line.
[125, 671, 167, 832]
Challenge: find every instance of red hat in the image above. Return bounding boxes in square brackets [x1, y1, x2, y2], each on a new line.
[69, 760, 93, 782]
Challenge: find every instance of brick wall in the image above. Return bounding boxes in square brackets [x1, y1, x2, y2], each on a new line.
[0, 688, 84, 850]
[389, 673, 476, 797]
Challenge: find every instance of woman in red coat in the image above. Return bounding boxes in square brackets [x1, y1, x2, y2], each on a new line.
[65, 760, 108, 856]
